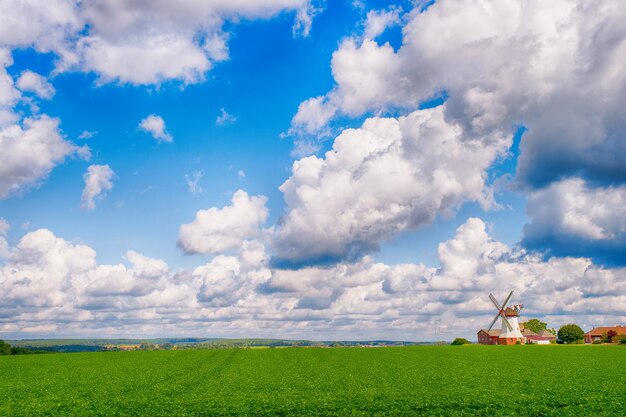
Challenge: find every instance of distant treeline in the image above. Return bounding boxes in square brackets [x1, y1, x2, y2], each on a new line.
[4, 338, 440, 353]
[0, 340, 50, 355]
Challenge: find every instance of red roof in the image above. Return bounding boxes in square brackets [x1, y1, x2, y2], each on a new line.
[584, 326, 626, 337]
[526, 335, 553, 341]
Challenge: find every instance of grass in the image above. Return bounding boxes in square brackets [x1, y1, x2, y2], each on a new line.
[0, 345, 624, 416]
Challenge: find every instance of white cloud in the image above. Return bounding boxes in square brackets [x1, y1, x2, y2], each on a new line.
[363, 7, 402, 40]
[184, 170, 204, 195]
[77, 33, 211, 85]
[139, 114, 172, 142]
[0, 115, 89, 199]
[125, 250, 169, 279]
[523, 178, 626, 258]
[0, 217, 8, 258]
[0, 0, 81, 56]
[237, 170, 246, 179]
[81, 164, 115, 210]
[178, 190, 269, 255]
[290, 0, 626, 189]
[274, 106, 510, 263]
[0, 50, 21, 111]
[16, 70, 55, 99]
[2, 219, 624, 340]
[216, 108, 236, 126]
[0, 0, 317, 85]
[78, 130, 97, 140]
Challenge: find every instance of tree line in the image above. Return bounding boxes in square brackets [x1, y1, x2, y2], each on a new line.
[0, 340, 48, 355]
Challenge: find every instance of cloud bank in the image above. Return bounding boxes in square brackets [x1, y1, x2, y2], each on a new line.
[1, 217, 624, 340]
[0, 0, 319, 85]
[289, 0, 626, 263]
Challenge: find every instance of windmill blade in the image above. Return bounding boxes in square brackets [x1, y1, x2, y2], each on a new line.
[501, 314, 513, 332]
[487, 313, 500, 331]
[500, 290, 514, 310]
[489, 293, 502, 310]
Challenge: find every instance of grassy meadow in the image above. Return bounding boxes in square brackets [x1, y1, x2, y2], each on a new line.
[1, 345, 624, 416]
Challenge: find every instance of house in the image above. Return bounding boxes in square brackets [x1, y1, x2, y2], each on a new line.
[477, 329, 501, 345]
[584, 325, 626, 343]
[536, 329, 557, 341]
[478, 327, 556, 345]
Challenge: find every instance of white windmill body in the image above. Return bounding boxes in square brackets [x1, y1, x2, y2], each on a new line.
[499, 309, 523, 340]
[487, 291, 524, 345]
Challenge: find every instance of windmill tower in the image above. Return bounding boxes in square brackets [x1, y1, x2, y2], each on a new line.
[487, 291, 524, 345]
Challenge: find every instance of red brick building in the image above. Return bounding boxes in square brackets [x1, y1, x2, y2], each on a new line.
[584, 325, 626, 343]
[477, 329, 501, 345]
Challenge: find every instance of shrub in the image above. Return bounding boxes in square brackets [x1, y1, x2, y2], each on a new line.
[620, 337, 626, 345]
[592, 340, 602, 345]
[451, 338, 471, 345]
[557, 324, 584, 344]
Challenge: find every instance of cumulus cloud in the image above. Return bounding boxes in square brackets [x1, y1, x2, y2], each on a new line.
[0, 0, 318, 85]
[0, 0, 80, 57]
[1, 219, 624, 340]
[292, 0, 626, 185]
[81, 164, 115, 210]
[0, 115, 89, 199]
[0, 50, 21, 112]
[363, 6, 402, 40]
[288, 0, 626, 260]
[16, 70, 55, 99]
[292, 1, 626, 183]
[274, 106, 510, 264]
[139, 114, 172, 142]
[0, 218, 9, 258]
[523, 178, 626, 263]
[178, 190, 269, 255]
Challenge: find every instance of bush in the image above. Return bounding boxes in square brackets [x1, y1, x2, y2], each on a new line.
[557, 324, 584, 344]
[451, 338, 471, 345]
[592, 340, 602, 345]
[620, 337, 626, 345]
[0, 340, 11, 355]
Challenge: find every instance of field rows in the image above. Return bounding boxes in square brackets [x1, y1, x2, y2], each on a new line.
[1, 346, 624, 416]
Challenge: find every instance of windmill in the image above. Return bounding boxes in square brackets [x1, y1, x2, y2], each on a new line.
[487, 290, 524, 345]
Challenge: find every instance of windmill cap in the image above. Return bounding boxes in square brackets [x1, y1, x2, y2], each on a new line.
[504, 307, 520, 317]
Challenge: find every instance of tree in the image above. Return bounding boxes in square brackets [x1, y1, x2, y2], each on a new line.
[451, 338, 471, 345]
[607, 330, 618, 343]
[557, 324, 584, 344]
[0, 340, 11, 355]
[523, 319, 547, 333]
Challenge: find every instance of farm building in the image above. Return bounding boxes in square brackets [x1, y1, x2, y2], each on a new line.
[584, 325, 626, 343]
[477, 328, 555, 345]
[477, 329, 500, 345]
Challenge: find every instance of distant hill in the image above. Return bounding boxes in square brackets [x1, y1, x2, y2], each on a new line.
[6, 338, 440, 352]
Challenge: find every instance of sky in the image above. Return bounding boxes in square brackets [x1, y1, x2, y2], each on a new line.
[0, 0, 625, 341]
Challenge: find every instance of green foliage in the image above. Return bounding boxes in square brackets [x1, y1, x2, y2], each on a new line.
[606, 330, 618, 343]
[450, 338, 471, 345]
[523, 319, 548, 333]
[0, 340, 11, 355]
[620, 336, 626, 345]
[0, 346, 624, 416]
[592, 340, 602, 345]
[557, 324, 584, 344]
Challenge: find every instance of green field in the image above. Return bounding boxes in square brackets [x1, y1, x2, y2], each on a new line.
[1, 346, 624, 416]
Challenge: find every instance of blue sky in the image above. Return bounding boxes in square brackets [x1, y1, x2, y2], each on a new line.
[0, 0, 624, 340]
